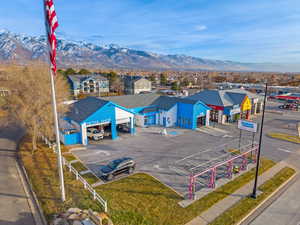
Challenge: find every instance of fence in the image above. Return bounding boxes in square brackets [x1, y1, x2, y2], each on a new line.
[188, 143, 259, 200]
[40, 135, 108, 212]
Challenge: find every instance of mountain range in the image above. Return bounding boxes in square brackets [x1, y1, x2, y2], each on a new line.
[0, 29, 298, 72]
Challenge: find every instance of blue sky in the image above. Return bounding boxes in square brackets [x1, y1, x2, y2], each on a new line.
[1, 0, 300, 63]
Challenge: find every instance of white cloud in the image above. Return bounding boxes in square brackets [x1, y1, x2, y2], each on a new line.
[195, 25, 207, 31]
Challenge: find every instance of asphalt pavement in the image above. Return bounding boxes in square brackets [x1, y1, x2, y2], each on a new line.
[0, 121, 37, 225]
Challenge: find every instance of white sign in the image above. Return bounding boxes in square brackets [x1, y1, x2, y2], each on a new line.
[238, 120, 258, 133]
[230, 107, 241, 115]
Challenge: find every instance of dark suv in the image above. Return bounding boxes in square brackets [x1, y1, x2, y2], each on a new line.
[99, 157, 135, 181]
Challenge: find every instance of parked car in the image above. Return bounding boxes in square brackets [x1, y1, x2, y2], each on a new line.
[279, 104, 299, 110]
[98, 157, 135, 180]
[117, 124, 130, 132]
[87, 128, 104, 141]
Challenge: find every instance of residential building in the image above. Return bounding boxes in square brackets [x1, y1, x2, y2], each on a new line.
[68, 74, 109, 96]
[123, 76, 152, 94]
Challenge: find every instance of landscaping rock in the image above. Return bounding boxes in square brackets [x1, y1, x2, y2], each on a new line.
[52, 208, 113, 225]
[68, 214, 82, 220]
[68, 208, 82, 214]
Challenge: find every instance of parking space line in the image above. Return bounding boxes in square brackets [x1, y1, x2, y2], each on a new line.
[175, 149, 213, 163]
[277, 148, 292, 153]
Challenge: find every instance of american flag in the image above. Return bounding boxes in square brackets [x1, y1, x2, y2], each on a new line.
[44, 0, 59, 74]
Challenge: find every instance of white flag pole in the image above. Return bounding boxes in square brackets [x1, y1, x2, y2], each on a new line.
[49, 69, 66, 202]
[43, 0, 66, 202]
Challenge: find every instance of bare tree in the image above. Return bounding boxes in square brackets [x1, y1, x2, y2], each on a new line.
[3, 63, 70, 153]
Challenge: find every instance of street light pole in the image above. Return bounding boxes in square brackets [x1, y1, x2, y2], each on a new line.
[251, 82, 268, 199]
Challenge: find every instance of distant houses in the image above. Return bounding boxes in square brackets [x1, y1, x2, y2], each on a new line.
[124, 76, 152, 95]
[68, 74, 109, 96]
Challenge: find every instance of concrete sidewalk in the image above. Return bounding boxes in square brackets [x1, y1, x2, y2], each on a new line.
[186, 161, 289, 225]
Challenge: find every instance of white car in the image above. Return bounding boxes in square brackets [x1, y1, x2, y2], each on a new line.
[87, 128, 104, 141]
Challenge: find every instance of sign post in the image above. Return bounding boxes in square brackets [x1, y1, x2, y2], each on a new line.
[238, 120, 258, 150]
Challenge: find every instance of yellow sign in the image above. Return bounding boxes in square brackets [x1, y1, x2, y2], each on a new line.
[241, 96, 252, 112]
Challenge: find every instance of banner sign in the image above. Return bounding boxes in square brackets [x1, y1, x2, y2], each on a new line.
[238, 120, 258, 133]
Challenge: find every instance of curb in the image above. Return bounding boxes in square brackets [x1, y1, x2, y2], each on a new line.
[16, 155, 48, 225]
[236, 171, 298, 225]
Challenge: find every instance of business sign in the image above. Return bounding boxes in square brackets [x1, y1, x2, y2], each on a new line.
[238, 120, 258, 133]
[230, 107, 241, 115]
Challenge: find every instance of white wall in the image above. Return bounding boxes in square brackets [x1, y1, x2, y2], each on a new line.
[135, 114, 145, 127]
[158, 104, 177, 127]
[115, 107, 134, 124]
[218, 110, 224, 124]
[206, 110, 210, 126]
[81, 123, 87, 145]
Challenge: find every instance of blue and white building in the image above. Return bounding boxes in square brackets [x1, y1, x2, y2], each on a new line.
[60, 93, 211, 146]
[103, 93, 211, 129]
[61, 97, 135, 145]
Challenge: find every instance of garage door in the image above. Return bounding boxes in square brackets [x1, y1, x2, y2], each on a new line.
[116, 117, 130, 124]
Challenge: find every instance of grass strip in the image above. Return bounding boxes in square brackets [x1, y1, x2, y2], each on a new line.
[19, 139, 105, 222]
[209, 167, 296, 225]
[63, 153, 77, 162]
[82, 172, 100, 185]
[71, 161, 88, 172]
[267, 132, 300, 144]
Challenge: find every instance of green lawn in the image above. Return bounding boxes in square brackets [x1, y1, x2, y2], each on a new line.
[71, 161, 88, 172]
[95, 158, 275, 225]
[209, 167, 296, 225]
[20, 138, 276, 225]
[82, 172, 100, 185]
[63, 153, 77, 162]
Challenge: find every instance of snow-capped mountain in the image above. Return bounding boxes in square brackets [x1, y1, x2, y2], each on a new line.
[0, 29, 298, 72]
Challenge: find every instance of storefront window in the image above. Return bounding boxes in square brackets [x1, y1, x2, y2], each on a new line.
[210, 110, 219, 122]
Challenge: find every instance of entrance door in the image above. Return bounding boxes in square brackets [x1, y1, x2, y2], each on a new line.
[197, 116, 206, 127]
[144, 115, 156, 126]
[163, 117, 167, 127]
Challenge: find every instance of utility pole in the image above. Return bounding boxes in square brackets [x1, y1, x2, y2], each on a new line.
[251, 82, 268, 199]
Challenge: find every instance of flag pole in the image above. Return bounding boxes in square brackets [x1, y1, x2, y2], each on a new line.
[43, 0, 65, 202]
[49, 69, 66, 202]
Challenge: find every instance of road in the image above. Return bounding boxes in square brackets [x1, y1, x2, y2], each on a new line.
[0, 121, 36, 225]
[249, 150, 300, 225]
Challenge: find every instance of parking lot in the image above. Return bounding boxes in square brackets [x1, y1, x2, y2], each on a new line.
[72, 101, 300, 196]
[73, 126, 254, 195]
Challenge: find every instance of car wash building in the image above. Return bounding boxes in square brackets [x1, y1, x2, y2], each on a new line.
[103, 93, 211, 129]
[60, 97, 135, 145]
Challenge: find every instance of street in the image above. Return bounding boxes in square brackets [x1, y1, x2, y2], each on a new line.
[0, 122, 36, 225]
[249, 150, 300, 225]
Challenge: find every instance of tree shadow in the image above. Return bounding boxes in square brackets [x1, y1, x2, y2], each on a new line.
[0, 212, 34, 225]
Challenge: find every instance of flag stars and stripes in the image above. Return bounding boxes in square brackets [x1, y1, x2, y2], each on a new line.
[44, 0, 59, 74]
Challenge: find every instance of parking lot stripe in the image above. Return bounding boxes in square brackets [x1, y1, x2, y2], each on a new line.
[277, 148, 292, 153]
